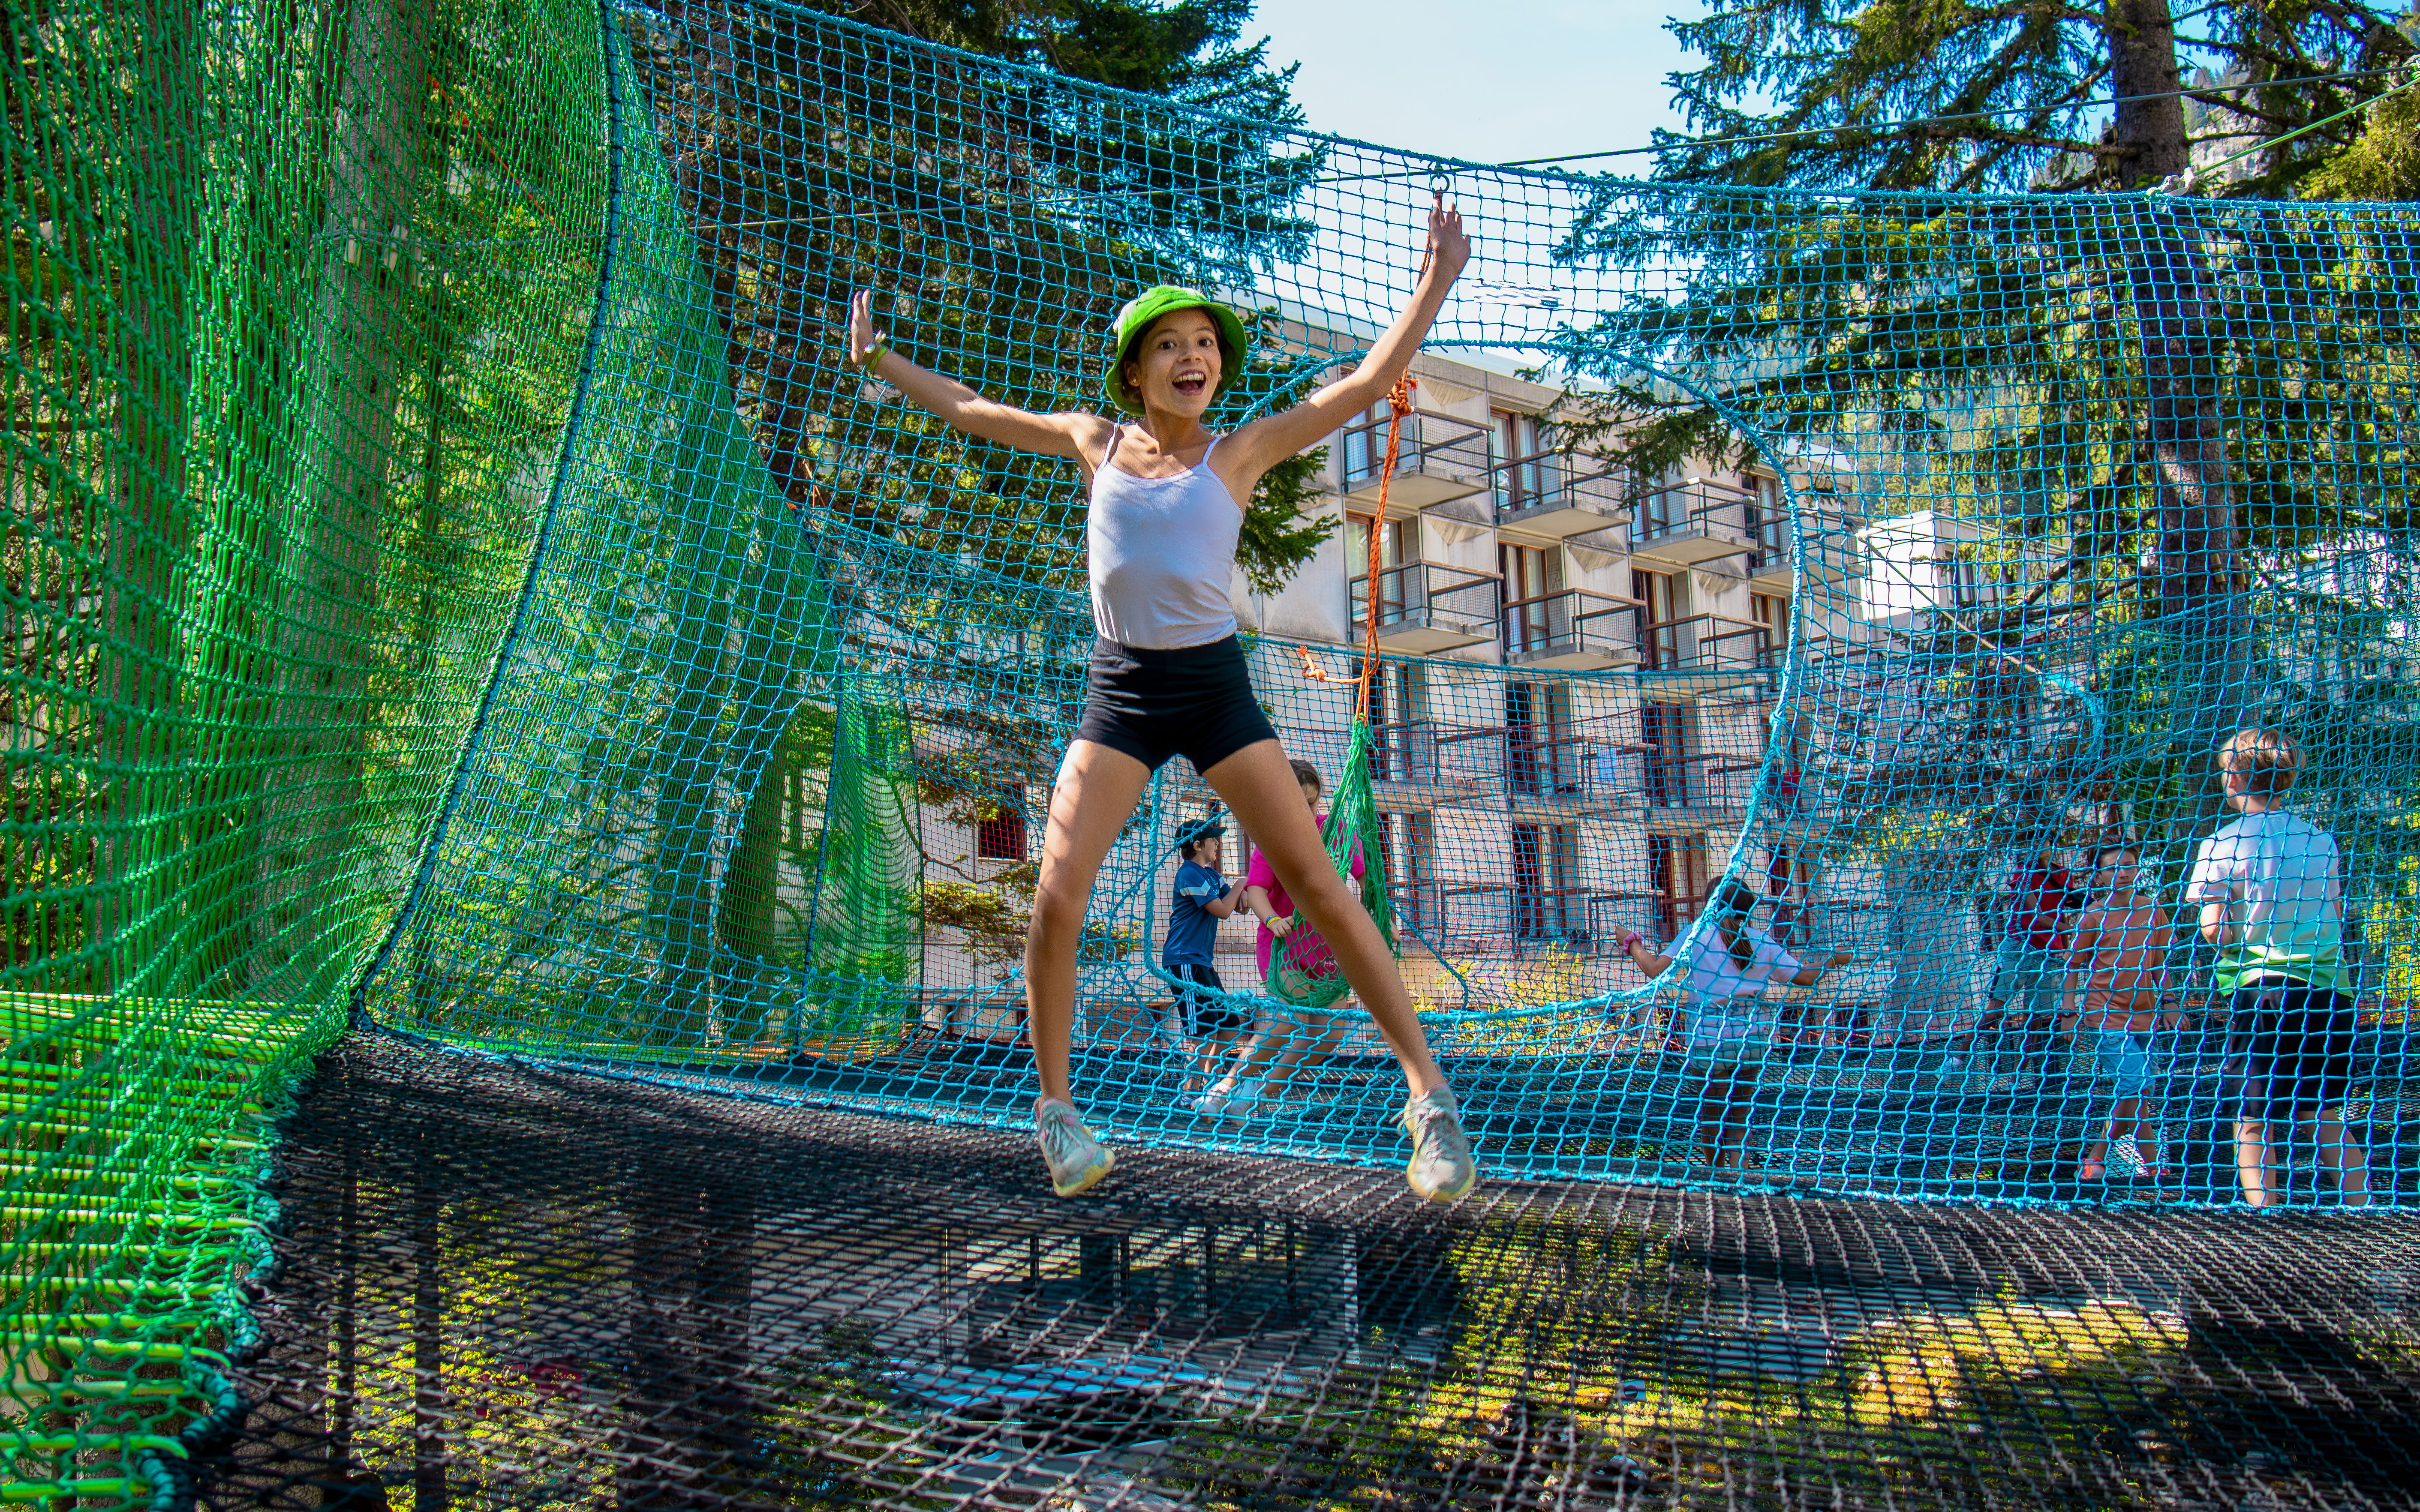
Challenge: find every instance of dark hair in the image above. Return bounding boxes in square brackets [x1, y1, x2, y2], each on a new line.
[1288, 759, 1323, 794]
[1708, 879, 1761, 965]
[2092, 843, 2137, 870]
[1180, 831, 1221, 861]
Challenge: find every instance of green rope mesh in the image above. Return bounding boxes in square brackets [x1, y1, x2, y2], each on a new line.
[7, 0, 2420, 1493]
[1265, 718, 1394, 1011]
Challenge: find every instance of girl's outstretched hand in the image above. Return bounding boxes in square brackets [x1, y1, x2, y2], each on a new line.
[847, 289, 887, 369]
[1426, 197, 1472, 285]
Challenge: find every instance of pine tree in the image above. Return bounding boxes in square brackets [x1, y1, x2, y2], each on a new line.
[1551, 2, 2420, 836]
[1655, 0, 2416, 196]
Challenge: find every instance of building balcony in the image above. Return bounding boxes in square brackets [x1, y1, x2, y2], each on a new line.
[1747, 508, 1864, 593]
[1643, 753, 1757, 834]
[1337, 408, 1491, 513]
[1503, 589, 1644, 671]
[1349, 561, 1500, 654]
[1387, 880, 1623, 955]
[1492, 457, 1628, 540]
[1629, 477, 1758, 569]
[1636, 612, 1782, 693]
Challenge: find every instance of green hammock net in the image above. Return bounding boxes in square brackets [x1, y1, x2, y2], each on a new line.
[6, 0, 2420, 1504]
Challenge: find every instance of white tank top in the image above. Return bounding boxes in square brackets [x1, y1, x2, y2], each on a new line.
[1085, 425, 1243, 649]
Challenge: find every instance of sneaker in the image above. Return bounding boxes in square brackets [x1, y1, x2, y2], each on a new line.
[1190, 1077, 1263, 1119]
[1035, 1099, 1114, 1197]
[1401, 1084, 1476, 1203]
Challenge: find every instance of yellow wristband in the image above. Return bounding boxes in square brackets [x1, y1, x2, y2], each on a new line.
[858, 339, 888, 374]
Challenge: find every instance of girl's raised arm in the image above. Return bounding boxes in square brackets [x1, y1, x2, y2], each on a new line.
[1222, 198, 1473, 480]
[849, 290, 1113, 464]
[1784, 950, 1850, 989]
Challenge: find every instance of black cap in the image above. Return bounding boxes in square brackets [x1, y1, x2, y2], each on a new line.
[1176, 808, 1226, 849]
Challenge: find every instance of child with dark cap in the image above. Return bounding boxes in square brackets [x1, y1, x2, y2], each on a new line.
[1161, 813, 1243, 1095]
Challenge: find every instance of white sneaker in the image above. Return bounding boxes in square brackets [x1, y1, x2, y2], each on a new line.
[1035, 1100, 1113, 1197]
[1190, 1077, 1263, 1119]
[1401, 1084, 1476, 1202]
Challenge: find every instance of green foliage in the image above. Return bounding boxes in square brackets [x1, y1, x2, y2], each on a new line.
[2302, 70, 2420, 201]
[1238, 444, 1336, 596]
[623, 0, 1327, 683]
[1659, 1, 2417, 196]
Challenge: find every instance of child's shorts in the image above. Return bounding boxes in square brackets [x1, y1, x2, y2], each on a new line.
[1074, 635, 1277, 774]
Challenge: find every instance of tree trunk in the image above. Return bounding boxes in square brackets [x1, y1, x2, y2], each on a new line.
[250, 0, 430, 1005]
[95, 0, 201, 996]
[648, 475, 736, 1047]
[2112, 3, 2250, 816]
[2107, 0, 2188, 188]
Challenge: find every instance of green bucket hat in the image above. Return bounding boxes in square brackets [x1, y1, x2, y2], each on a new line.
[1108, 285, 1247, 411]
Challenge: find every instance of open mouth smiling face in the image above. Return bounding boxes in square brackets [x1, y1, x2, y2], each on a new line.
[1138, 310, 1223, 407]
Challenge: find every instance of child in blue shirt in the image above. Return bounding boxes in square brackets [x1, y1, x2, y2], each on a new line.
[1162, 816, 1243, 1093]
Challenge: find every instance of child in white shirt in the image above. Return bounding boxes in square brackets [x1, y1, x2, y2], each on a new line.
[2185, 728, 2368, 1207]
[1616, 879, 1851, 1171]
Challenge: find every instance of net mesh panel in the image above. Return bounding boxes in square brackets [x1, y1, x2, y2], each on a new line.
[216, 1033, 2420, 1510]
[6, 0, 2420, 1502]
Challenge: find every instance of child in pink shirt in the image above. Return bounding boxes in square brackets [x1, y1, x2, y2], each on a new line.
[1196, 759, 1365, 1116]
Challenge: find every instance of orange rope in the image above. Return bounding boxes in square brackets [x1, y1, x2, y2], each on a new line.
[1297, 192, 1444, 719]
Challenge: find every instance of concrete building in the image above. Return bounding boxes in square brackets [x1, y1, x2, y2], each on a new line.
[896, 336, 1874, 1039]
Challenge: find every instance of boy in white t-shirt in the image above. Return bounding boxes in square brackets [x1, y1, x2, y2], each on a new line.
[2185, 728, 2369, 1207]
[1616, 879, 1852, 1171]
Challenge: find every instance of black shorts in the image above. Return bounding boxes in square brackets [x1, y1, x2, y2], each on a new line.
[1167, 962, 1250, 1037]
[2224, 981, 2363, 1122]
[1073, 635, 1277, 775]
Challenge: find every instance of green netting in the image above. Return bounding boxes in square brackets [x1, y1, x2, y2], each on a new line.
[9, 0, 2420, 1496]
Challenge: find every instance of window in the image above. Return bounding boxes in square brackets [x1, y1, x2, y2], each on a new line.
[1500, 542, 1558, 655]
[1491, 409, 1547, 511]
[1379, 810, 1437, 932]
[1506, 681, 1572, 797]
[1513, 822, 1575, 939]
[1744, 474, 1786, 572]
[1633, 568, 1680, 669]
[1508, 681, 1541, 796]
[1942, 555, 1998, 609]
[1642, 702, 1689, 808]
[1347, 512, 1411, 624]
[975, 803, 1027, 860]
[1639, 467, 1684, 536]
[1367, 661, 1430, 781]
[1751, 592, 1788, 665]
[1648, 834, 1710, 939]
[1342, 399, 1410, 487]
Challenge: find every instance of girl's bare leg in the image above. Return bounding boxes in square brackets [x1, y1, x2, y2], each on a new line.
[2312, 1111, 2371, 1206]
[1025, 739, 1151, 1108]
[1692, 1064, 1736, 1168]
[2235, 1118, 2275, 1206]
[1201, 740, 1445, 1095]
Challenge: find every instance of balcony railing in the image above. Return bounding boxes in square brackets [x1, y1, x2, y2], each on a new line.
[1348, 561, 1501, 653]
[1339, 408, 1491, 511]
[1502, 588, 1643, 669]
[1630, 477, 1759, 568]
[1385, 880, 1602, 951]
[1636, 612, 1780, 677]
[1492, 455, 1627, 538]
[1748, 497, 1864, 588]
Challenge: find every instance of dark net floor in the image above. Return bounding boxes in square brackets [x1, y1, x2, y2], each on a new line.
[204, 1031, 2420, 1510]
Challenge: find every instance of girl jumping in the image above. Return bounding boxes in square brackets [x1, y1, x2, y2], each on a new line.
[844, 201, 1478, 1202]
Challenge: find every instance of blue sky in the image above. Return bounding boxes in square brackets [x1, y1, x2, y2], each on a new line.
[1247, 1, 1708, 168]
